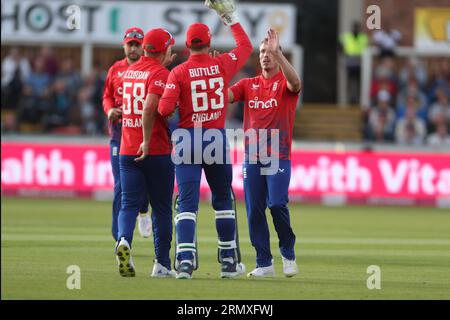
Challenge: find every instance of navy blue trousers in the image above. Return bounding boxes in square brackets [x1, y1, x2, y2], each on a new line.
[243, 160, 296, 267]
[117, 154, 174, 269]
[174, 128, 234, 261]
[109, 127, 148, 241]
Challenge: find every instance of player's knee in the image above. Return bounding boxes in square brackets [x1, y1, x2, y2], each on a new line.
[121, 197, 140, 211]
[268, 202, 288, 212]
[211, 191, 232, 211]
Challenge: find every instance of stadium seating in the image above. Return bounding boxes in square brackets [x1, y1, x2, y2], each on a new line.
[294, 104, 363, 141]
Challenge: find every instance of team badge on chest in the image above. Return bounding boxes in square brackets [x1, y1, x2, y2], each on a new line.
[272, 81, 279, 91]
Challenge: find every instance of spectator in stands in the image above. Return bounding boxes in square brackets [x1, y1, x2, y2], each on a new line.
[34, 45, 59, 77]
[426, 122, 450, 147]
[1, 47, 31, 131]
[396, 79, 428, 121]
[76, 86, 97, 135]
[370, 59, 397, 106]
[43, 79, 73, 131]
[70, 68, 105, 135]
[56, 58, 81, 96]
[399, 57, 427, 88]
[428, 86, 450, 131]
[372, 21, 402, 58]
[339, 22, 369, 104]
[18, 56, 51, 126]
[89, 67, 107, 134]
[366, 90, 396, 142]
[395, 102, 426, 145]
[426, 59, 450, 103]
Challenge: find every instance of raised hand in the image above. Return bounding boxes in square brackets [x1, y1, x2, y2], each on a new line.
[209, 50, 221, 58]
[163, 53, 177, 68]
[267, 28, 281, 57]
[204, 0, 238, 26]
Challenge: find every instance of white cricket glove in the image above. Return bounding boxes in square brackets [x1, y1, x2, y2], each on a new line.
[205, 0, 239, 26]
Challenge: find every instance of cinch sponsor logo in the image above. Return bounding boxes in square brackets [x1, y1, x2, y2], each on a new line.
[248, 98, 278, 109]
[154, 80, 165, 88]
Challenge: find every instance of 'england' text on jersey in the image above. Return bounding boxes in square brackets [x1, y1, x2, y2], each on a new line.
[192, 111, 222, 123]
[189, 65, 220, 78]
[123, 70, 149, 80]
[122, 117, 142, 128]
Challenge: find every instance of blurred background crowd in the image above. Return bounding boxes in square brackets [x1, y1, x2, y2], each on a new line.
[364, 55, 450, 146]
[2, 46, 105, 135]
[1, 0, 449, 147]
[1, 45, 259, 136]
[3, 43, 448, 147]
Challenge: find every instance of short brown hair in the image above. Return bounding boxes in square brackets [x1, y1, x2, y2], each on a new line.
[188, 39, 210, 52]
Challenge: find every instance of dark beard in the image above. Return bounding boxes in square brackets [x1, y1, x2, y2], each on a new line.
[127, 54, 140, 62]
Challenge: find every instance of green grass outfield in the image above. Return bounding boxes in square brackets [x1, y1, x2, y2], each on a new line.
[1, 197, 449, 300]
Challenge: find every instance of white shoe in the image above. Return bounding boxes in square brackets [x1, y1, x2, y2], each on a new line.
[220, 258, 246, 279]
[282, 256, 298, 277]
[247, 264, 275, 278]
[237, 262, 246, 275]
[151, 260, 176, 278]
[116, 237, 135, 277]
[138, 214, 152, 238]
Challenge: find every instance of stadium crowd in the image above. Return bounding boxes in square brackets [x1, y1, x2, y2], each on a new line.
[2, 45, 449, 146]
[1, 46, 107, 135]
[1, 45, 256, 135]
[365, 55, 450, 146]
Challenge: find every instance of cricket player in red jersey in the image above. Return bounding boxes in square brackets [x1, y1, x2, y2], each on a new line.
[115, 28, 176, 277]
[158, 0, 252, 279]
[102, 27, 152, 241]
[229, 28, 301, 278]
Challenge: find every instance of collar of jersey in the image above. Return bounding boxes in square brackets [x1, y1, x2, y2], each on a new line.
[189, 53, 211, 61]
[259, 70, 283, 88]
[140, 56, 161, 64]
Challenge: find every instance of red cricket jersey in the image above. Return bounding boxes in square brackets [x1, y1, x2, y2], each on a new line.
[230, 70, 300, 160]
[158, 23, 252, 129]
[102, 58, 130, 139]
[103, 58, 129, 115]
[120, 56, 171, 156]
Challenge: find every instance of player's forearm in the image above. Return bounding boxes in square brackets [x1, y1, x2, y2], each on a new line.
[142, 95, 158, 144]
[158, 98, 177, 117]
[142, 108, 156, 144]
[103, 98, 115, 115]
[228, 89, 235, 104]
[275, 53, 301, 93]
[230, 23, 253, 55]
